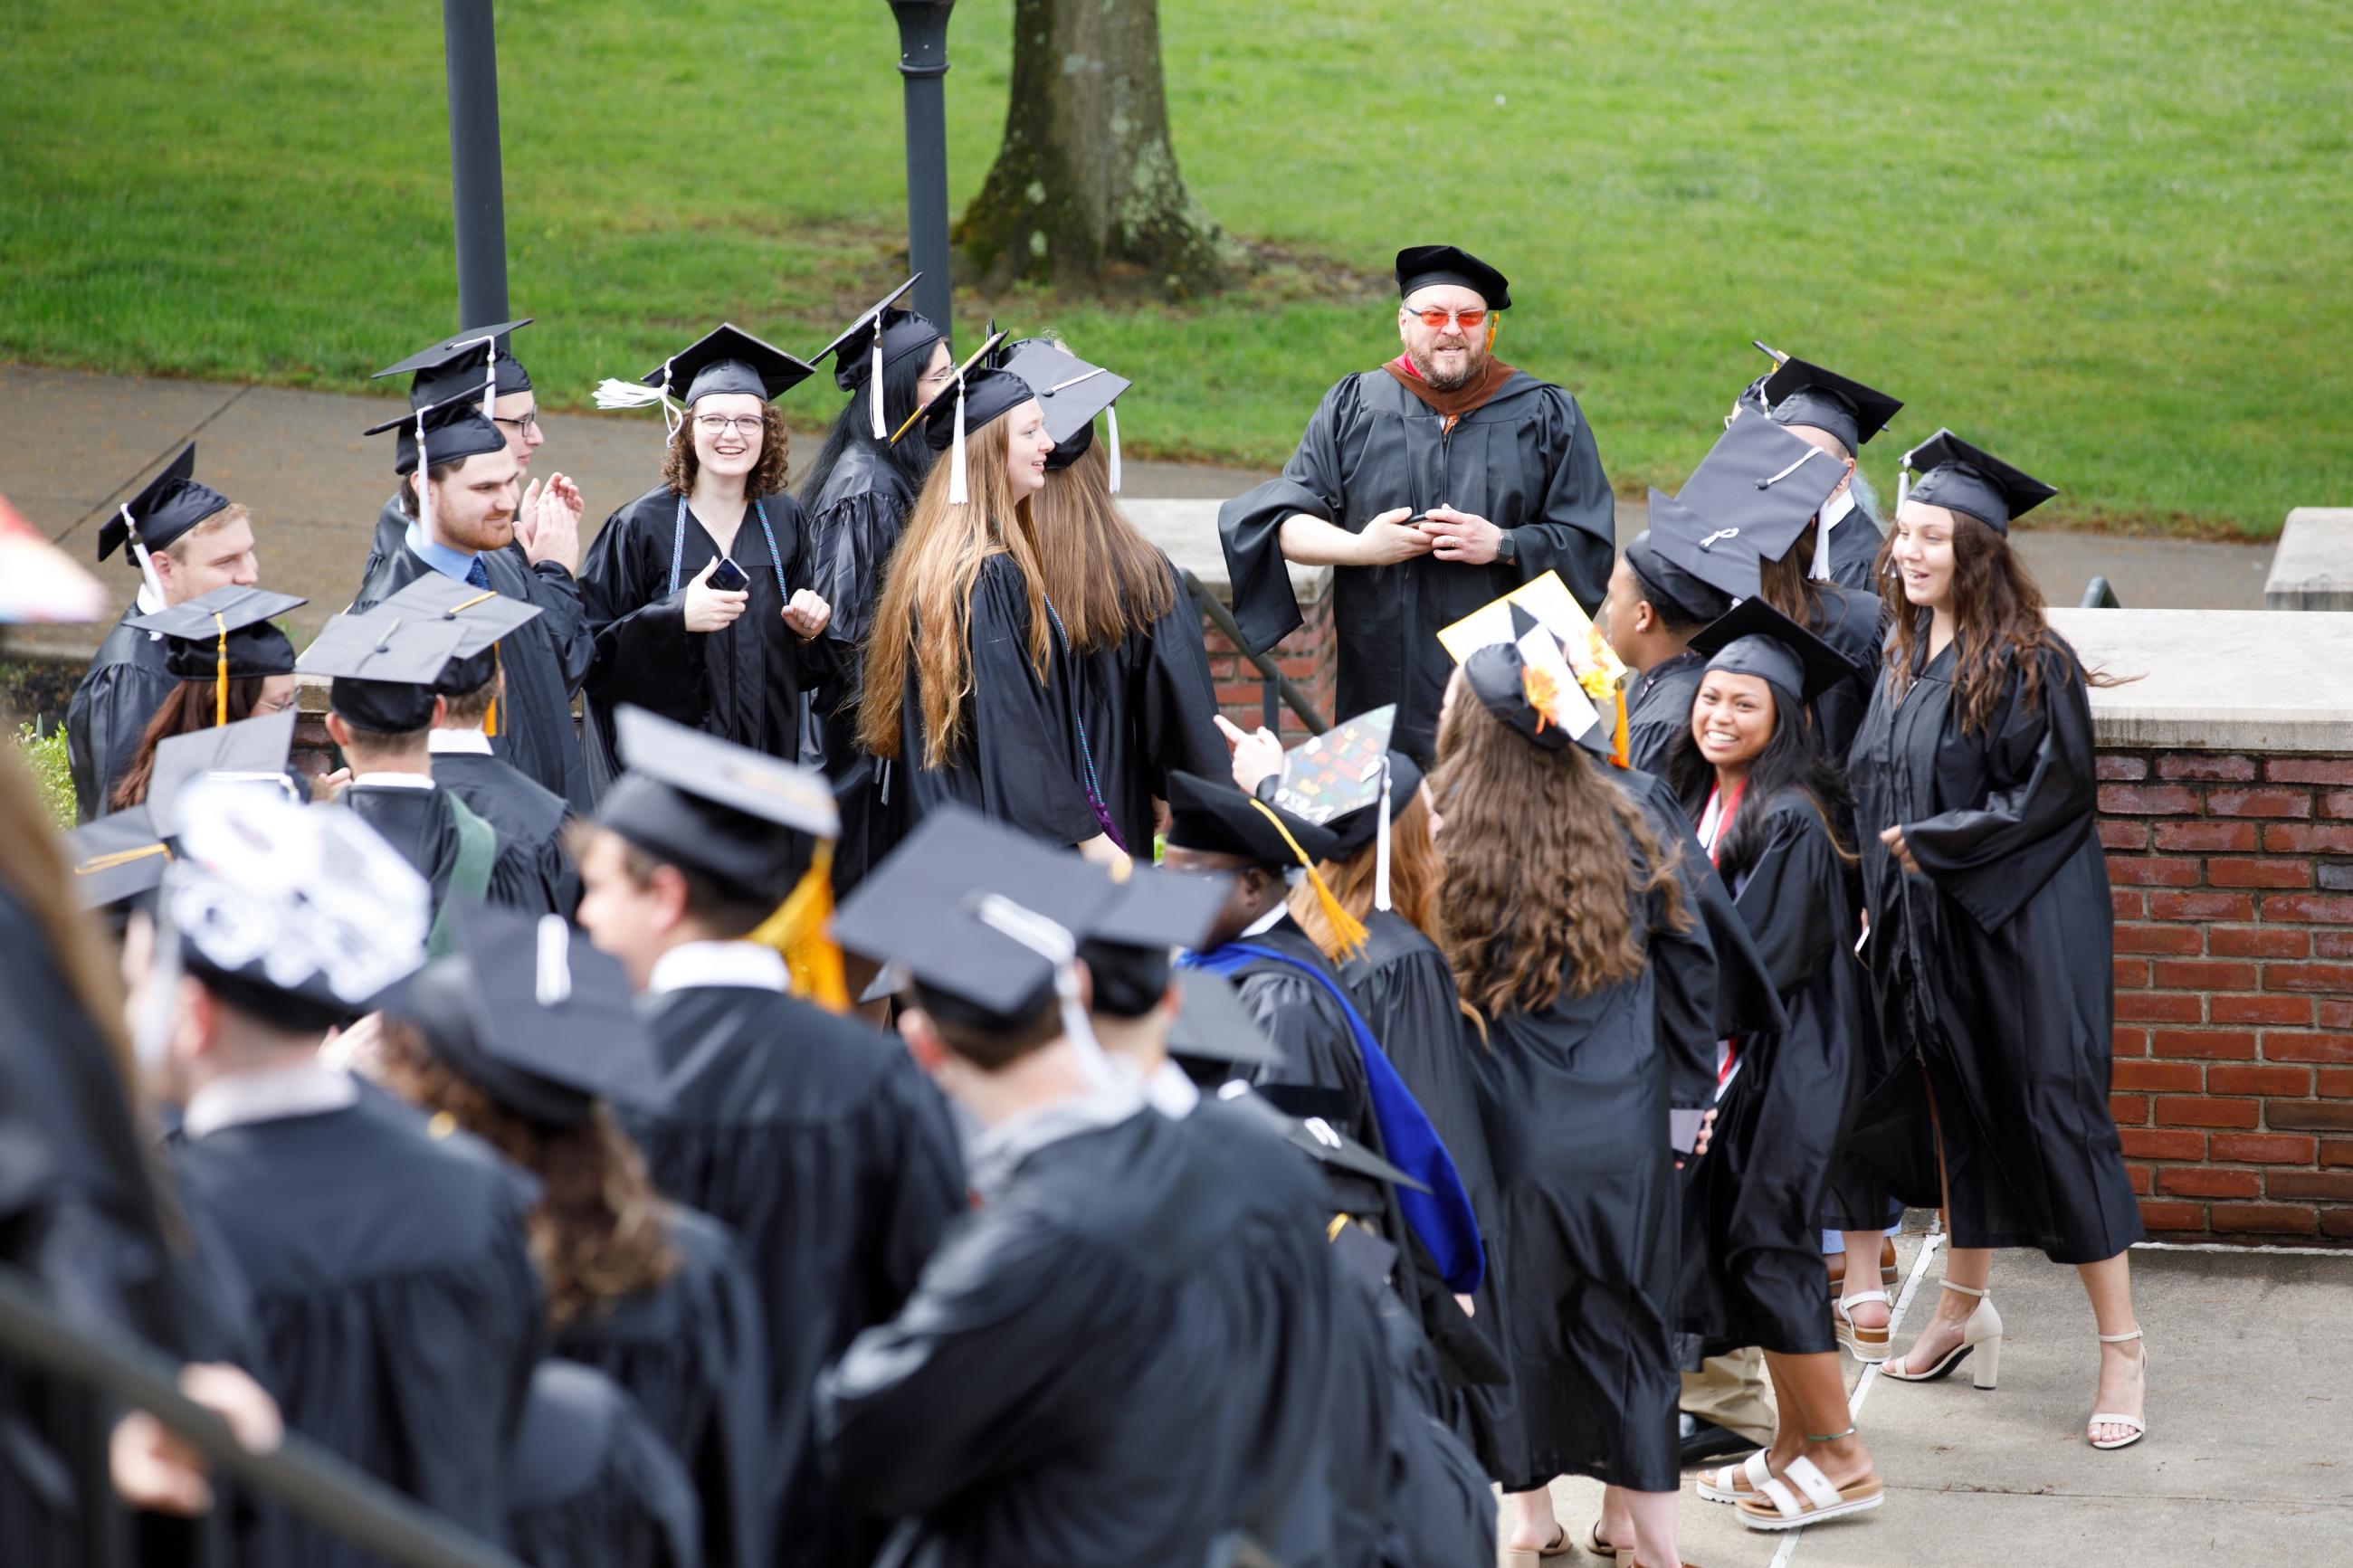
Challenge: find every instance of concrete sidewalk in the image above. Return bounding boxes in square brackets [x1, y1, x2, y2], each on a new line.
[1529, 1232, 2351, 1566]
[0, 362, 2279, 670]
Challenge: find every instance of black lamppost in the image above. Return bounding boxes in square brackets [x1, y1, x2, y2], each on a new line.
[885, 2, 956, 338]
[443, 0, 509, 328]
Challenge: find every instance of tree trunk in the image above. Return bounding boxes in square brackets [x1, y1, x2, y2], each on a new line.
[956, 0, 1237, 299]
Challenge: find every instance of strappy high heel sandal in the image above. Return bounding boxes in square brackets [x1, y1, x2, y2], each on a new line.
[1880, 1279, 2002, 1389]
[1834, 1289, 1891, 1363]
[2088, 1327, 2149, 1449]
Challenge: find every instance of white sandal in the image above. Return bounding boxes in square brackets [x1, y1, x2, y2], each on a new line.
[1880, 1279, 2002, 1390]
[1737, 1454, 1884, 1531]
[2088, 1328, 2149, 1450]
[1695, 1447, 1774, 1504]
[1834, 1288, 1891, 1363]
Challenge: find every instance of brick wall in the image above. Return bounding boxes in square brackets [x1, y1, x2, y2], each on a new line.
[1201, 592, 1338, 742]
[2098, 751, 2353, 1243]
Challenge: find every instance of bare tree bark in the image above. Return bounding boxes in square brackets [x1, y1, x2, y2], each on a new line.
[956, 0, 1238, 299]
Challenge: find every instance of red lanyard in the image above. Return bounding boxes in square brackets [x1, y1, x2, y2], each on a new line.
[1702, 778, 1746, 868]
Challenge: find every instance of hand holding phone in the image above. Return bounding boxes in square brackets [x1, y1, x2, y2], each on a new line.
[708, 556, 750, 593]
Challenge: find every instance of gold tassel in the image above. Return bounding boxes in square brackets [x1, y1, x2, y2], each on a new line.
[484, 642, 501, 737]
[74, 842, 174, 877]
[748, 841, 851, 1012]
[1611, 682, 1630, 769]
[1246, 798, 1367, 960]
[213, 611, 229, 727]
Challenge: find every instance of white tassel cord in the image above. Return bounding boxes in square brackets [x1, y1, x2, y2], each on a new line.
[414, 421, 433, 537]
[870, 339, 886, 439]
[1373, 757, 1393, 914]
[948, 376, 969, 505]
[121, 508, 167, 606]
[469, 332, 498, 421]
[1104, 403, 1123, 495]
[592, 356, 683, 442]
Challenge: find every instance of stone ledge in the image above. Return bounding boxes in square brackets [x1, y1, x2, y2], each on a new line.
[2263, 508, 2353, 612]
[2049, 607, 2353, 755]
[1118, 498, 1329, 609]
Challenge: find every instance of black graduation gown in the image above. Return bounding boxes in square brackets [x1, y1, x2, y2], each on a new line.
[888, 551, 1100, 848]
[168, 1084, 543, 1568]
[1624, 649, 1705, 781]
[1349, 1264, 1502, 1568]
[1220, 916, 1384, 1145]
[352, 540, 597, 813]
[1061, 556, 1229, 855]
[819, 1107, 1328, 1568]
[1847, 636, 2142, 1264]
[430, 748, 579, 917]
[1679, 794, 1870, 1355]
[580, 487, 834, 770]
[1218, 369, 1615, 759]
[804, 447, 919, 889]
[554, 1205, 770, 1568]
[508, 1359, 701, 1568]
[1470, 768, 1720, 1495]
[65, 604, 177, 822]
[619, 984, 964, 1568]
[1824, 504, 1887, 596]
[338, 782, 535, 930]
[1806, 582, 1886, 767]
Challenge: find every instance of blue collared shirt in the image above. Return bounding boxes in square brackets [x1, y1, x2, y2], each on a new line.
[405, 519, 480, 584]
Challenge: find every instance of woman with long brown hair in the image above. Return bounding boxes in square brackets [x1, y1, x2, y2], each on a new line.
[1006, 339, 1226, 853]
[1432, 632, 1719, 1568]
[107, 587, 303, 813]
[857, 361, 1119, 860]
[584, 325, 834, 770]
[365, 908, 772, 1566]
[1849, 431, 2148, 1450]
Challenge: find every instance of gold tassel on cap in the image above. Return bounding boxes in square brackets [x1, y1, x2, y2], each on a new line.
[212, 611, 230, 727]
[485, 642, 501, 737]
[749, 841, 851, 1012]
[1247, 797, 1367, 961]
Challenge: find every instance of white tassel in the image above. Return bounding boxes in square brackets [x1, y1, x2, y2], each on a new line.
[948, 376, 968, 505]
[1895, 462, 1911, 511]
[592, 377, 669, 411]
[472, 333, 498, 421]
[1373, 757, 1393, 914]
[973, 894, 1113, 1087]
[1105, 403, 1123, 495]
[415, 420, 433, 537]
[1811, 488, 1852, 582]
[122, 508, 167, 606]
[870, 339, 886, 440]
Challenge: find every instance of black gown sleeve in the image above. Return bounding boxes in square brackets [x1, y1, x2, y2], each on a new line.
[67, 660, 176, 822]
[581, 501, 703, 726]
[1730, 804, 1847, 1000]
[1350, 947, 1498, 1236]
[1216, 380, 1354, 653]
[1630, 790, 1726, 1111]
[521, 558, 597, 696]
[1501, 386, 1615, 611]
[1127, 557, 1231, 797]
[1903, 645, 2100, 932]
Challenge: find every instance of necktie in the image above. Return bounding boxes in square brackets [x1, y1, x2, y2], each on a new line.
[464, 556, 490, 590]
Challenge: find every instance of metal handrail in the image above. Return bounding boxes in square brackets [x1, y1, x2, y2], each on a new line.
[1181, 568, 1330, 735]
[0, 1268, 519, 1568]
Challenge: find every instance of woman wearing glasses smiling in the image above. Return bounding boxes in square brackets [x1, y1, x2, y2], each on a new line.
[581, 325, 835, 769]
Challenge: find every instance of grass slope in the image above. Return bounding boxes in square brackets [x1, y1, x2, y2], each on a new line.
[4, 0, 2348, 536]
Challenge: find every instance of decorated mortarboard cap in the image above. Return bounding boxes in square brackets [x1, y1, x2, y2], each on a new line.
[1623, 503, 1736, 625]
[164, 780, 430, 1031]
[97, 443, 233, 564]
[1687, 594, 1862, 706]
[1674, 412, 1847, 565]
[1164, 969, 1284, 1072]
[386, 902, 667, 1128]
[997, 338, 1131, 488]
[596, 705, 836, 905]
[371, 318, 534, 407]
[1755, 349, 1901, 453]
[1073, 861, 1233, 1020]
[130, 585, 304, 687]
[363, 392, 509, 477]
[299, 609, 471, 734]
[651, 323, 816, 405]
[64, 805, 175, 913]
[834, 803, 1119, 1031]
[146, 709, 300, 836]
[1394, 244, 1511, 310]
[1899, 427, 2056, 535]
[1456, 602, 1615, 760]
[1271, 705, 1422, 860]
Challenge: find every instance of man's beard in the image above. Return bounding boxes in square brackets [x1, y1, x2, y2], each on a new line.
[444, 510, 516, 553]
[1410, 338, 1487, 391]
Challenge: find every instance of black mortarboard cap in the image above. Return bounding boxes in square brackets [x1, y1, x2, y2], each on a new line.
[1757, 351, 1902, 453]
[1645, 489, 1760, 603]
[1164, 969, 1285, 1071]
[1212, 1081, 1432, 1194]
[644, 323, 816, 404]
[834, 803, 1118, 1031]
[364, 392, 510, 477]
[299, 609, 471, 734]
[1900, 428, 2057, 535]
[1164, 770, 1338, 871]
[63, 805, 175, 913]
[1073, 861, 1232, 1019]
[1270, 707, 1421, 861]
[1394, 244, 1512, 310]
[597, 706, 838, 904]
[1329, 1218, 1402, 1291]
[146, 709, 300, 836]
[371, 318, 535, 407]
[1688, 594, 1863, 706]
[1623, 506, 1736, 625]
[815, 278, 940, 391]
[921, 366, 1037, 452]
[387, 902, 667, 1127]
[996, 338, 1131, 470]
[97, 443, 233, 563]
[130, 586, 304, 684]
[1675, 412, 1847, 565]
[368, 575, 546, 694]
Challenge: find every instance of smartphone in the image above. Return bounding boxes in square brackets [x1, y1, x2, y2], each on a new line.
[1670, 1107, 1708, 1156]
[709, 557, 750, 593]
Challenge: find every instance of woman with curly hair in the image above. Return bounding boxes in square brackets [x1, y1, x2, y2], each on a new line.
[366, 910, 773, 1566]
[1850, 432, 2148, 1452]
[583, 325, 834, 767]
[1432, 634, 1720, 1568]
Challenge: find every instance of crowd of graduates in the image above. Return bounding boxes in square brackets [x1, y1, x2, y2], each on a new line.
[5, 243, 2148, 1568]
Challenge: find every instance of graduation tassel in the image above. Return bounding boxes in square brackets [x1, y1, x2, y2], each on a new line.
[972, 895, 1114, 1087]
[119, 509, 167, 607]
[1248, 799, 1367, 960]
[212, 612, 229, 727]
[947, 375, 969, 505]
[1104, 403, 1123, 495]
[1373, 757, 1394, 914]
[1896, 446, 1914, 511]
[869, 339, 886, 440]
[749, 842, 850, 1012]
[414, 417, 433, 539]
[473, 333, 498, 421]
[1612, 681, 1631, 769]
[484, 642, 501, 737]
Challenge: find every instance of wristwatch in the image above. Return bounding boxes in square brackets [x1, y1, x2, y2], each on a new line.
[1493, 529, 1518, 565]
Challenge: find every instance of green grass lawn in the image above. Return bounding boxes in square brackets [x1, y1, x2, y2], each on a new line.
[4, 0, 2347, 537]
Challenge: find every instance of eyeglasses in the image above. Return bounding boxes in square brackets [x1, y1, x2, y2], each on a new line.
[694, 415, 764, 436]
[254, 693, 299, 716]
[491, 412, 540, 437]
[1410, 307, 1489, 330]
